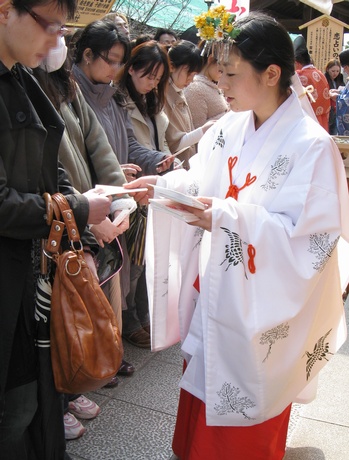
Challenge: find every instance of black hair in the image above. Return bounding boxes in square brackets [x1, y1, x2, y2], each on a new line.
[294, 50, 311, 66]
[168, 40, 203, 74]
[153, 28, 178, 42]
[118, 40, 170, 118]
[233, 12, 295, 92]
[13, 0, 76, 19]
[339, 49, 349, 67]
[33, 64, 75, 109]
[131, 34, 153, 50]
[74, 19, 130, 65]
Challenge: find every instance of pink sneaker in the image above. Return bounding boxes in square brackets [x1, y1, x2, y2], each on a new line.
[68, 395, 101, 420]
[64, 412, 86, 440]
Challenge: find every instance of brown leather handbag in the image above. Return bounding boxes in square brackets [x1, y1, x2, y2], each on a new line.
[46, 193, 123, 394]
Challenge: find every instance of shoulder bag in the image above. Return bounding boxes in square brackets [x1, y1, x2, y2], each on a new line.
[46, 192, 123, 393]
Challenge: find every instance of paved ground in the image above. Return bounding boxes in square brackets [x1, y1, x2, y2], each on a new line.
[67, 301, 349, 460]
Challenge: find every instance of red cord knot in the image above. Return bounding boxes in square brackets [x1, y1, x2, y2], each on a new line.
[225, 156, 257, 200]
[225, 184, 240, 200]
[247, 244, 256, 274]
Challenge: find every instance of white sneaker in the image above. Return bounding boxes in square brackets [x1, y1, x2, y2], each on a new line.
[68, 395, 101, 420]
[64, 412, 86, 440]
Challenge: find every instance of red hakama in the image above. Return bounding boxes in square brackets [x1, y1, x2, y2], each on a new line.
[172, 388, 291, 460]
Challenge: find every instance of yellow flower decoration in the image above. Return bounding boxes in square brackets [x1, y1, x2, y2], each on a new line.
[194, 5, 240, 42]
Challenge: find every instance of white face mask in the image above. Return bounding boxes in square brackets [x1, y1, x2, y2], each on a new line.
[39, 37, 68, 73]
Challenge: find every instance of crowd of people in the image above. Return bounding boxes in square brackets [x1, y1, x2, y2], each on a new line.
[0, 2, 349, 460]
[293, 34, 349, 140]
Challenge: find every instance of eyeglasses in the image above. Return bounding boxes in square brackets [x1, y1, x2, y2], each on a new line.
[23, 5, 68, 36]
[96, 52, 123, 69]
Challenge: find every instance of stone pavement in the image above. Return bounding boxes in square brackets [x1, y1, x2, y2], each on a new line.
[67, 301, 349, 460]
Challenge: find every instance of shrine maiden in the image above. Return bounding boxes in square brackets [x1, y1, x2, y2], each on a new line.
[125, 9, 349, 459]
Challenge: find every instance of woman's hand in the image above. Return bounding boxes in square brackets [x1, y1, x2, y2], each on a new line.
[90, 217, 120, 246]
[83, 189, 112, 224]
[121, 163, 142, 182]
[155, 155, 175, 174]
[123, 176, 158, 205]
[186, 197, 213, 231]
[329, 88, 340, 101]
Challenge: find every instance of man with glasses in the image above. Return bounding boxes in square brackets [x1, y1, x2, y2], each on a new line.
[0, 1, 112, 459]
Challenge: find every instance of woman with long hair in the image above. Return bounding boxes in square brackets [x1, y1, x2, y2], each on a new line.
[165, 40, 215, 169]
[325, 59, 345, 134]
[118, 40, 170, 152]
[117, 40, 171, 346]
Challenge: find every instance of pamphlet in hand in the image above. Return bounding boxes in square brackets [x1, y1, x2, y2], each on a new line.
[93, 184, 148, 196]
[149, 199, 200, 223]
[151, 185, 206, 210]
[149, 185, 205, 222]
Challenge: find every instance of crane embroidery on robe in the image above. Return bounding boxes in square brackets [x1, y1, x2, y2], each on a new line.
[308, 233, 339, 272]
[193, 227, 204, 250]
[261, 155, 289, 191]
[220, 227, 255, 279]
[214, 382, 256, 420]
[303, 329, 333, 380]
[213, 129, 225, 149]
[187, 180, 200, 197]
[260, 322, 290, 362]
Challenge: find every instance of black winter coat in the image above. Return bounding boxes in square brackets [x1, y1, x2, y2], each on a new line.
[0, 62, 94, 398]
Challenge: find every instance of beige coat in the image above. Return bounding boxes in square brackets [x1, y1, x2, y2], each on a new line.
[164, 80, 196, 169]
[125, 96, 170, 154]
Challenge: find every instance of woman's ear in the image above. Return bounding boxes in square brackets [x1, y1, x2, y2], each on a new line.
[128, 65, 134, 76]
[265, 64, 282, 87]
[0, 0, 11, 23]
[83, 48, 93, 65]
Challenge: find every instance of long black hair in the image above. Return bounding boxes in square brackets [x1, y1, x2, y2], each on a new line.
[74, 19, 130, 66]
[118, 40, 170, 118]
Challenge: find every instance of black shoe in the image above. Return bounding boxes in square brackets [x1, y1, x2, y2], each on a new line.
[103, 375, 120, 388]
[117, 359, 135, 376]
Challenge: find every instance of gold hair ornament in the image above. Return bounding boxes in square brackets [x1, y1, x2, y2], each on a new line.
[194, 5, 241, 61]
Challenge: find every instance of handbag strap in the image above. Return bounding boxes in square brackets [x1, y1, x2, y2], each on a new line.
[45, 193, 81, 255]
[51, 193, 81, 243]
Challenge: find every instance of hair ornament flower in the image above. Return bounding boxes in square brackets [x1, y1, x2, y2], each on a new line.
[194, 5, 240, 41]
[194, 5, 241, 61]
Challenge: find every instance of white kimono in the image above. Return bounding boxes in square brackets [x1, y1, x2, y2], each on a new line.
[145, 90, 349, 427]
